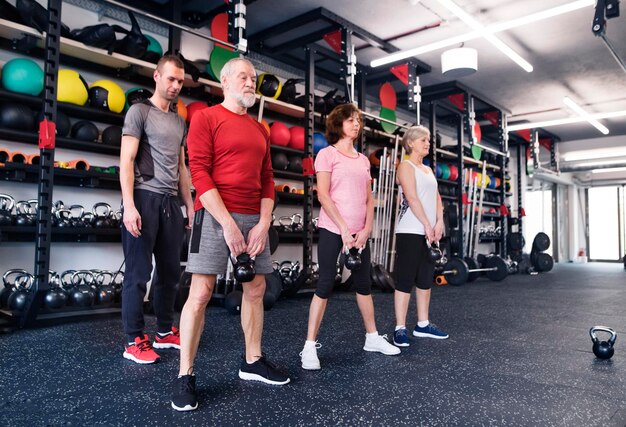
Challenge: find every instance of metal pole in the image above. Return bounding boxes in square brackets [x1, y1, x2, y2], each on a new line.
[101, 0, 239, 51]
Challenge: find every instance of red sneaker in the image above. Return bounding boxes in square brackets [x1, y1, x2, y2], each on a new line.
[154, 326, 181, 350]
[123, 335, 161, 364]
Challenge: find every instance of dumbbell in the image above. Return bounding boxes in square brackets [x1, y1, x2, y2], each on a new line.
[441, 255, 509, 286]
[230, 253, 256, 283]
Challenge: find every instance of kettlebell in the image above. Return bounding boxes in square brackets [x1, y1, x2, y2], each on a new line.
[45, 271, 67, 309]
[7, 271, 34, 311]
[0, 193, 15, 226]
[427, 241, 443, 263]
[92, 202, 112, 228]
[231, 253, 256, 283]
[590, 326, 617, 360]
[344, 247, 363, 271]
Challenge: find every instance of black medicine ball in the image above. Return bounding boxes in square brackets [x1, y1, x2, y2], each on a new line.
[125, 88, 153, 110]
[35, 110, 70, 137]
[271, 152, 289, 170]
[0, 103, 35, 131]
[287, 155, 303, 173]
[101, 125, 122, 146]
[71, 120, 99, 142]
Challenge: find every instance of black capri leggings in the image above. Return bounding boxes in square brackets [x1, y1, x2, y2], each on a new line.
[395, 233, 435, 292]
[315, 228, 372, 299]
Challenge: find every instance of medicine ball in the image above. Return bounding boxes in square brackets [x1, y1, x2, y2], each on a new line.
[102, 125, 122, 146]
[259, 119, 270, 137]
[313, 132, 329, 154]
[288, 126, 305, 150]
[1, 57, 44, 96]
[277, 78, 303, 104]
[287, 155, 303, 173]
[0, 103, 35, 131]
[89, 80, 125, 113]
[186, 101, 209, 124]
[71, 120, 99, 142]
[35, 110, 70, 137]
[125, 87, 152, 111]
[176, 99, 187, 121]
[256, 73, 282, 99]
[223, 290, 242, 315]
[142, 34, 163, 63]
[269, 122, 290, 147]
[369, 148, 383, 167]
[57, 69, 89, 106]
[271, 152, 289, 170]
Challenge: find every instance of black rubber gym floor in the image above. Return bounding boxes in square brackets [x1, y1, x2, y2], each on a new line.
[1, 263, 625, 426]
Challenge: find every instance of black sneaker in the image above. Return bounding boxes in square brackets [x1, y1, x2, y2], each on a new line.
[238, 354, 290, 385]
[171, 375, 198, 412]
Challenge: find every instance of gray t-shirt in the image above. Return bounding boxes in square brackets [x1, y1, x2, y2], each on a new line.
[122, 100, 187, 195]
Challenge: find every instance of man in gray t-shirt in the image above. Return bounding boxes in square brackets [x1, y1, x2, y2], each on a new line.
[119, 55, 194, 364]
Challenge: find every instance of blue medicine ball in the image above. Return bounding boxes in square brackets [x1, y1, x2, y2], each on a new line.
[313, 132, 329, 154]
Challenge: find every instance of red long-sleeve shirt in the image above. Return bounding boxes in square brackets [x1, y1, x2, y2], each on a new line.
[187, 104, 274, 214]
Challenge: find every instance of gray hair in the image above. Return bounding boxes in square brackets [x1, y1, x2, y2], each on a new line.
[401, 125, 430, 154]
[220, 57, 253, 82]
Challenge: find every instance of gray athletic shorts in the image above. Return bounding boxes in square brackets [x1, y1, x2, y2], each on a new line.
[186, 209, 273, 276]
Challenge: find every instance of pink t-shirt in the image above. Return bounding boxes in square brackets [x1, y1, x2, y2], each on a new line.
[314, 146, 371, 235]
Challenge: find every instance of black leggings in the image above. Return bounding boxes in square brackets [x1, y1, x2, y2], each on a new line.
[395, 233, 435, 292]
[315, 228, 372, 299]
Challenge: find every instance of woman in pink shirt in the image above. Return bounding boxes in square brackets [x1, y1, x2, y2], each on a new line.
[300, 104, 400, 370]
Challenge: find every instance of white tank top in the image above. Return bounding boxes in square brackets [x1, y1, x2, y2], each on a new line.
[395, 160, 438, 235]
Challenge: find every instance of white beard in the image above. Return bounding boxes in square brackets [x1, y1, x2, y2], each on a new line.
[227, 86, 256, 108]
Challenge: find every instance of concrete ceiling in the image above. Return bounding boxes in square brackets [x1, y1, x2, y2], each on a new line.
[242, 0, 626, 181]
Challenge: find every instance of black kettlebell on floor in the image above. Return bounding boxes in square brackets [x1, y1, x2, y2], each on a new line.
[427, 241, 443, 262]
[344, 247, 363, 271]
[231, 253, 256, 283]
[590, 326, 617, 360]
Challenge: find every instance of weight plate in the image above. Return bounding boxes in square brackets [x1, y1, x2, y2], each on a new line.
[532, 232, 550, 252]
[464, 257, 480, 282]
[534, 252, 554, 272]
[485, 256, 508, 281]
[445, 257, 468, 286]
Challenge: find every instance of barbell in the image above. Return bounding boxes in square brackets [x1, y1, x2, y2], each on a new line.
[441, 255, 508, 286]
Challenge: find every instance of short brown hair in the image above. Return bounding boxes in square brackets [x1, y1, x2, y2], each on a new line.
[156, 54, 184, 73]
[325, 103, 363, 144]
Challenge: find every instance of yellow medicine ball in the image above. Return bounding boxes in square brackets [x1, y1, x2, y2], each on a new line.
[57, 69, 89, 106]
[89, 79, 125, 113]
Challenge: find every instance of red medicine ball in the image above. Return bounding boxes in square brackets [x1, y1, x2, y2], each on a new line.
[186, 101, 209, 124]
[270, 122, 290, 147]
[289, 126, 305, 150]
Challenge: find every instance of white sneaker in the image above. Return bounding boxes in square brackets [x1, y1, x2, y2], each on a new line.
[363, 333, 401, 355]
[300, 341, 322, 370]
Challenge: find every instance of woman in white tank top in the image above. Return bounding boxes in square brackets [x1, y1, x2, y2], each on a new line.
[392, 125, 449, 348]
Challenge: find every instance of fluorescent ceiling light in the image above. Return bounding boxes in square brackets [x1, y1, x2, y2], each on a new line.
[591, 166, 626, 174]
[562, 147, 626, 162]
[573, 159, 626, 168]
[563, 96, 610, 135]
[508, 110, 626, 131]
[370, 0, 593, 68]
[435, 0, 533, 72]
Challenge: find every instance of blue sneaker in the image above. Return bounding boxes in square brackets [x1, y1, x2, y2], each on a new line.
[413, 323, 449, 339]
[393, 328, 410, 347]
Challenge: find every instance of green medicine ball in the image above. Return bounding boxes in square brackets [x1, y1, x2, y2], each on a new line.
[1, 58, 44, 96]
[143, 35, 163, 63]
[145, 34, 163, 56]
